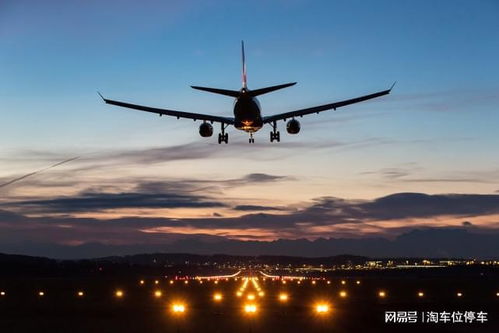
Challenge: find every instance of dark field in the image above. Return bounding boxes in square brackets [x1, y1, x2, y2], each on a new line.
[1, 269, 498, 333]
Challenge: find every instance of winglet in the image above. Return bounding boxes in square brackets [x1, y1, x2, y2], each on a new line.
[97, 91, 106, 101]
[389, 81, 397, 92]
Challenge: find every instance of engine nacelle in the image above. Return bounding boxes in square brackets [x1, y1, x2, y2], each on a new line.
[286, 119, 300, 134]
[199, 122, 213, 137]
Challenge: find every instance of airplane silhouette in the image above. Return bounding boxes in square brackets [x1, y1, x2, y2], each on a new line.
[99, 41, 394, 144]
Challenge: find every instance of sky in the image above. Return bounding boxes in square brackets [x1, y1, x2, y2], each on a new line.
[1, 0, 499, 257]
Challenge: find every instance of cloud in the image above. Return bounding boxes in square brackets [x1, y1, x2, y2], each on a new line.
[233, 205, 285, 211]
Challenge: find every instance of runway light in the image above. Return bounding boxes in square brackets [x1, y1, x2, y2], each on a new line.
[236, 291, 243, 297]
[77, 291, 84, 297]
[169, 280, 174, 285]
[315, 303, 329, 314]
[341, 280, 346, 285]
[339, 291, 347, 298]
[496, 292, 499, 297]
[457, 292, 463, 297]
[258, 291, 265, 297]
[184, 280, 189, 285]
[312, 280, 316, 285]
[418, 291, 424, 297]
[327, 280, 331, 285]
[115, 290, 123, 298]
[139, 280, 145, 285]
[297, 281, 301, 285]
[38, 291, 45, 297]
[154, 290, 162, 298]
[378, 291, 386, 298]
[154, 280, 159, 285]
[247, 294, 255, 300]
[244, 304, 257, 314]
[172, 303, 185, 313]
[282, 280, 287, 285]
[213, 293, 223, 302]
[279, 293, 288, 302]
[356, 280, 361, 285]
[0, 291, 5, 296]
[214, 280, 219, 285]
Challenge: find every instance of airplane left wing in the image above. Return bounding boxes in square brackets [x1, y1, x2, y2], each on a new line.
[99, 93, 235, 124]
[262, 83, 395, 124]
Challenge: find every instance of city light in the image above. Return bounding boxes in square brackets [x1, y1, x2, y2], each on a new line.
[154, 290, 162, 298]
[339, 291, 347, 298]
[77, 291, 84, 297]
[214, 280, 219, 284]
[213, 293, 223, 302]
[378, 291, 386, 298]
[172, 303, 186, 313]
[244, 304, 257, 314]
[279, 293, 288, 302]
[282, 280, 287, 285]
[496, 292, 499, 297]
[315, 303, 329, 314]
[115, 290, 123, 298]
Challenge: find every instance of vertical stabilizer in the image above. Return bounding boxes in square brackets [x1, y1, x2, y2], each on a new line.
[241, 41, 247, 89]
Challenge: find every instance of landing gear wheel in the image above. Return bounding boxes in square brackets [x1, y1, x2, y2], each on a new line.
[270, 131, 280, 142]
[218, 133, 222, 144]
[218, 133, 228, 144]
[224, 133, 228, 144]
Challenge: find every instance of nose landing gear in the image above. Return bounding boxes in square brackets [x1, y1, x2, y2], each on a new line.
[249, 132, 255, 144]
[270, 121, 280, 142]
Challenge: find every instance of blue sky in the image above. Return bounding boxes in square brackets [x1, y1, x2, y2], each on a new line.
[1, 0, 499, 255]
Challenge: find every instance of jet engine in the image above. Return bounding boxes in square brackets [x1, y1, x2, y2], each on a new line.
[286, 119, 300, 134]
[199, 122, 213, 137]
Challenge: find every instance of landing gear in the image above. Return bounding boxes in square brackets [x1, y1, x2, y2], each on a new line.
[270, 121, 280, 142]
[218, 123, 228, 144]
[249, 132, 255, 144]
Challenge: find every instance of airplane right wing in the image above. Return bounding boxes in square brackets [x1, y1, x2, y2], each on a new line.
[99, 93, 235, 124]
[262, 83, 395, 124]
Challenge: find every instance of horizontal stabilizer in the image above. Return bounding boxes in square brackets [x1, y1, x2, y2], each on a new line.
[191, 86, 240, 97]
[250, 82, 296, 97]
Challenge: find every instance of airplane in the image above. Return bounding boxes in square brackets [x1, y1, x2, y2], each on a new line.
[99, 41, 395, 144]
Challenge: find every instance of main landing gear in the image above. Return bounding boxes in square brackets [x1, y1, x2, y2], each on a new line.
[270, 121, 280, 142]
[218, 123, 228, 144]
[249, 132, 255, 144]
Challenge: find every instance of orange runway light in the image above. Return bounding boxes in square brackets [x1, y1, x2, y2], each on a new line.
[312, 280, 316, 285]
[339, 291, 347, 298]
[341, 280, 346, 285]
[154, 290, 162, 298]
[279, 293, 288, 302]
[378, 291, 386, 298]
[115, 290, 124, 298]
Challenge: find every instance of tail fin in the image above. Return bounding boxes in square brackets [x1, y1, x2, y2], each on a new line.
[241, 40, 247, 89]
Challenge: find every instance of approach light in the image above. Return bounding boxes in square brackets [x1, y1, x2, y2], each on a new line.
[244, 304, 257, 314]
[154, 290, 162, 298]
[115, 290, 123, 298]
[418, 291, 424, 297]
[213, 293, 223, 301]
[339, 291, 347, 298]
[378, 291, 386, 298]
[279, 293, 288, 302]
[315, 303, 329, 314]
[172, 303, 185, 313]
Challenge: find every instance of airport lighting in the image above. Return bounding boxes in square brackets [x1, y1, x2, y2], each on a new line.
[378, 291, 386, 298]
[312, 280, 316, 285]
[154, 280, 159, 285]
[418, 291, 424, 297]
[38, 291, 45, 296]
[457, 292, 463, 297]
[247, 294, 255, 300]
[77, 291, 84, 297]
[169, 280, 174, 285]
[279, 293, 288, 302]
[244, 304, 257, 314]
[341, 280, 346, 285]
[139, 280, 145, 285]
[356, 280, 361, 285]
[115, 290, 123, 298]
[154, 290, 162, 298]
[0, 291, 5, 296]
[258, 291, 265, 297]
[339, 291, 347, 298]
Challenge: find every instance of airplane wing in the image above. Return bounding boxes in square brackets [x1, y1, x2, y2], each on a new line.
[99, 93, 235, 124]
[262, 83, 395, 124]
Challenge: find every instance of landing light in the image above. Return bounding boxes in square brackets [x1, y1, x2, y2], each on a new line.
[244, 304, 257, 314]
[172, 303, 185, 313]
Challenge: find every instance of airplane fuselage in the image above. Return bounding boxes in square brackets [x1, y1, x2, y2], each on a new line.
[233, 90, 263, 133]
